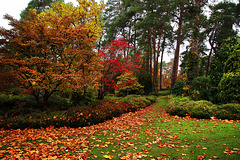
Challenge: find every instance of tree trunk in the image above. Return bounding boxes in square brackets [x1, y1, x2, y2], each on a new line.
[189, 0, 200, 86]
[205, 47, 212, 77]
[42, 90, 50, 111]
[206, 22, 218, 76]
[146, 30, 151, 74]
[160, 37, 166, 90]
[152, 33, 156, 93]
[171, 11, 182, 88]
[32, 90, 41, 108]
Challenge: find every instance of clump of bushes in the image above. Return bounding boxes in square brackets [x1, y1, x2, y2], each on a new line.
[167, 97, 239, 120]
[0, 94, 71, 113]
[65, 100, 136, 128]
[214, 103, 240, 120]
[158, 89, 171, 96]
[121, 95, 153, 108]
[167, 97, 193, 117]
[189, 100, 214, 119]
[0, 95, 156, 129]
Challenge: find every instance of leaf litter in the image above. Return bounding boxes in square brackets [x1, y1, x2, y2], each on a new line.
[0, 100, 239, 159]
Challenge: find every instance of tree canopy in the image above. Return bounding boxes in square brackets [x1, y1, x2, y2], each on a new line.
[0, 0, 104, 110]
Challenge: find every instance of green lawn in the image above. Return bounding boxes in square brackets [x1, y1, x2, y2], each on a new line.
[0, 96, 239, 159]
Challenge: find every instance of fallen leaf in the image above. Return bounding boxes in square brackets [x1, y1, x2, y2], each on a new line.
[103, 155, 114, 159]
[160, 153, 167, 156]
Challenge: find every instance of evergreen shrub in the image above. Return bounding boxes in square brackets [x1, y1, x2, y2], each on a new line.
[224, 49, 240, 73]
[0, 95, 155, 129]
[189, 100, 214, 119]
[214, 103, 240, 120]
[158, 89, 171, 96]
[137, 70, 152, 95]
[218, 72, 240, 104]
[167, 97, 240, 120]
[172, 81, 186, 96]
[190, 76, 211, 100]
[167, 97, 193, 117]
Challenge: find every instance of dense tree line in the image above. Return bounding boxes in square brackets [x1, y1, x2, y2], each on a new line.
[101, 0, 239, 95]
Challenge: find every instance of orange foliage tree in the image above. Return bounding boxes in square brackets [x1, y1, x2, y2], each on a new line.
[0, 0, 104, 110]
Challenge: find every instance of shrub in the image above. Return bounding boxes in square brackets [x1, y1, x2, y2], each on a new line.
[0, 94, 38, 111]
[116, 72, 144, 97]
[189, 100, 214, 119]
[209, 37, 238, 87]
[0, 110, 67, 129]
[224, 48, 240, 73]
[70, 91, 95, 106]
[121, 95, 154, 108]
[167, 105, 189, 117]
[137, 70, 153, 95]
[47, 95, 72, 110]
[167, 97, 194, 117]
[158, 89, 171, 96]
[172, 81, 187, 96]
[218, 72, 240, 104]
[0, 95, 155, 129]
[167, 97, 239, 120]
[0, 94, 71, 116]
[169, 96, 191, 105]
[145, 95, 157, 103]
[214, 103, 240, 120]
[167, 98, 214, 119]
[208, 87, 220, 104]
[190, 76, 211, 100]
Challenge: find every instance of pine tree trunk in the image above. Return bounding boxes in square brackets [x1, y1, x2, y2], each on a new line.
[160, 37, 166, 90]
[152, 34, 156, 93]
[189, 0, 200, 86]
[171, 12, 182, 88]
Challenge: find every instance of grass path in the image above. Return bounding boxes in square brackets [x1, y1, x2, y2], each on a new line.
[0, 96, 239, 159]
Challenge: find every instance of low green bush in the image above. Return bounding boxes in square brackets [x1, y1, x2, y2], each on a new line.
[214, 103, 240, 120]
[145, 95, 157, 103]
[0, 94, 71, 112]
[167, 97, 239, 120]
[121, 95, 155, 108]
[167, 97, 194, 117]
[0, 95, 155, 129]
[70, 91, 96, 106]
[189, 100, 214, 119]
[0, 110, 67, 129]
[0, 94, 39, 114]
[158, 90, 171, 96]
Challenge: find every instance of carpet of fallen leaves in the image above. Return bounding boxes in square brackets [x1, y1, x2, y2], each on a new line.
[0, 105, 153, 159]
[0, 98, 239, 160]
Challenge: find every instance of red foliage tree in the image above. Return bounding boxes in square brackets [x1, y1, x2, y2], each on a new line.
[98, 38, 143, 99]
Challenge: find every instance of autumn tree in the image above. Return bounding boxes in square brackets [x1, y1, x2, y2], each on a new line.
[116, 71, 144, 96]
[20, 0, 64, 21]
[98, 38, 143, 99]
[0, 0, 104, 110]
